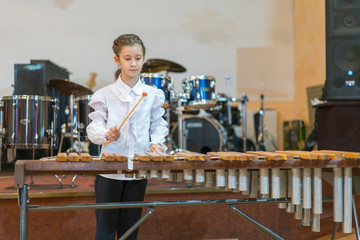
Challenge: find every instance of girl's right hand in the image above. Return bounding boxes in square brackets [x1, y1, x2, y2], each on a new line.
[106, 126, 120, 141]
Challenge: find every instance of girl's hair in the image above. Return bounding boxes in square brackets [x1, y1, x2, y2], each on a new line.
[112, 34, 146, 57]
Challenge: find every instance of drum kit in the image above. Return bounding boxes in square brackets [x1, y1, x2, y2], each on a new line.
[139, 58, 252, 154]
[0, 78, 93, 161]
[0, 58, 255, 162]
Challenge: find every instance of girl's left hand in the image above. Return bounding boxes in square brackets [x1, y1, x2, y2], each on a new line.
[150, 144, 165, 153]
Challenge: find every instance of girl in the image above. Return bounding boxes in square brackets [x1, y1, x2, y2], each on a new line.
[87, 34, 168, 240]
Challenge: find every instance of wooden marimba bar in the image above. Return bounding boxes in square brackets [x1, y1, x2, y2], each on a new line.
[15, 150, 360, 238]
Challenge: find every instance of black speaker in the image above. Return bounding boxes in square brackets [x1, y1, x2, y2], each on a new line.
[325, 0, 360, 100]
[14, 60, 69, 95]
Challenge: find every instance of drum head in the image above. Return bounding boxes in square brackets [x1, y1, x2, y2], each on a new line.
[170, 116, 226, 153]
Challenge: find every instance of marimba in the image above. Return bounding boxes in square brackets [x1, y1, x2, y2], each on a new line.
[14, 150, 360, 240]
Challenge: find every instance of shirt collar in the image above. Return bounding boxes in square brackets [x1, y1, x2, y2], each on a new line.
[114, 76, 144, 100]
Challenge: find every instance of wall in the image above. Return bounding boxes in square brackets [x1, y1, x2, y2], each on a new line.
[0, 0, 298, 150]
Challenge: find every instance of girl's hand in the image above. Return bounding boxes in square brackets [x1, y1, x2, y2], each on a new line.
[150, 144, 165, 153]
[106, 127, 120, 141]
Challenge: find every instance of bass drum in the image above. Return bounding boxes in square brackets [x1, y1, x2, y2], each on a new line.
[170, 116, 227, 153]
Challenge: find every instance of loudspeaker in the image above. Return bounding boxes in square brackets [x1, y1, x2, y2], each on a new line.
[14, 60, 69, 95]
[324, 0, 360, 100]
[317, 101, 360, 151]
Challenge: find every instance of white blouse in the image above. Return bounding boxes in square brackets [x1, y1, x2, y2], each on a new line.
[86, 77, 168, 180]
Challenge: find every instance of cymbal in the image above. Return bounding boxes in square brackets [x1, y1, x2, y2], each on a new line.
[142, 59, 186, 73]
[48, 79, 93, 97]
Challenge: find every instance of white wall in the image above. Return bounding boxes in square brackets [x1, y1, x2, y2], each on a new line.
[0, 0, 293, 101]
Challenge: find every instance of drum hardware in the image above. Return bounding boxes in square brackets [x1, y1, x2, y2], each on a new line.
[48, 79, 92, 154]
[174, 92, 190, 150]
[68, 94, 76, 153]
[58, 100, 80, 155]
[258, 93, 265, 151]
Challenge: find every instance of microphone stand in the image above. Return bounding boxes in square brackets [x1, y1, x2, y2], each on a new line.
[177, 96, 184, 150]
[225, 76, 232, 151]
[175, 92, 189, 151]
[240, 94, 248, 152]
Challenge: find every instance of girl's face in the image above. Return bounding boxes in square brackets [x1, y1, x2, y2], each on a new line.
[114, 44, 144, 82]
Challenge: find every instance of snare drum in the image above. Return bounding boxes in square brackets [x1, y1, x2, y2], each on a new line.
[139, 73, 173, 108]
[170, 116, 227, 153]
[0, 95, 59, 149]
[75, 95, 92, 140]
[182, 75, 217, 110]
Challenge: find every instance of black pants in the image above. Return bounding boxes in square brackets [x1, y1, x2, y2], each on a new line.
[95, 175, 147, 240]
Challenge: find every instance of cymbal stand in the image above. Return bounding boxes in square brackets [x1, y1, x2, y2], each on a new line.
[175, 92, 189, 151]
[68, 94, 75, 152]
[58, 124, 66, 154]
[49, 103, 58, 156]
[165, 107, 172, 149]
[164, 81, 174, 147]
[225, 75, 233, 151]
[74, 102, 81, 155]
[240, 93, 248, 152]
[226, 76, 232, 126]
[177, 94, 184, 150]
[258, 91, 266, 151]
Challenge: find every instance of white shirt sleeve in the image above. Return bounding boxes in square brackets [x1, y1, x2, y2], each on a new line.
[86, 91, 108, 145]
[149, 89, 169, 149]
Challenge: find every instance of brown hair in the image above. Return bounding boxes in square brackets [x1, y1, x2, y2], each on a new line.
[112, 34, 146, 57]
